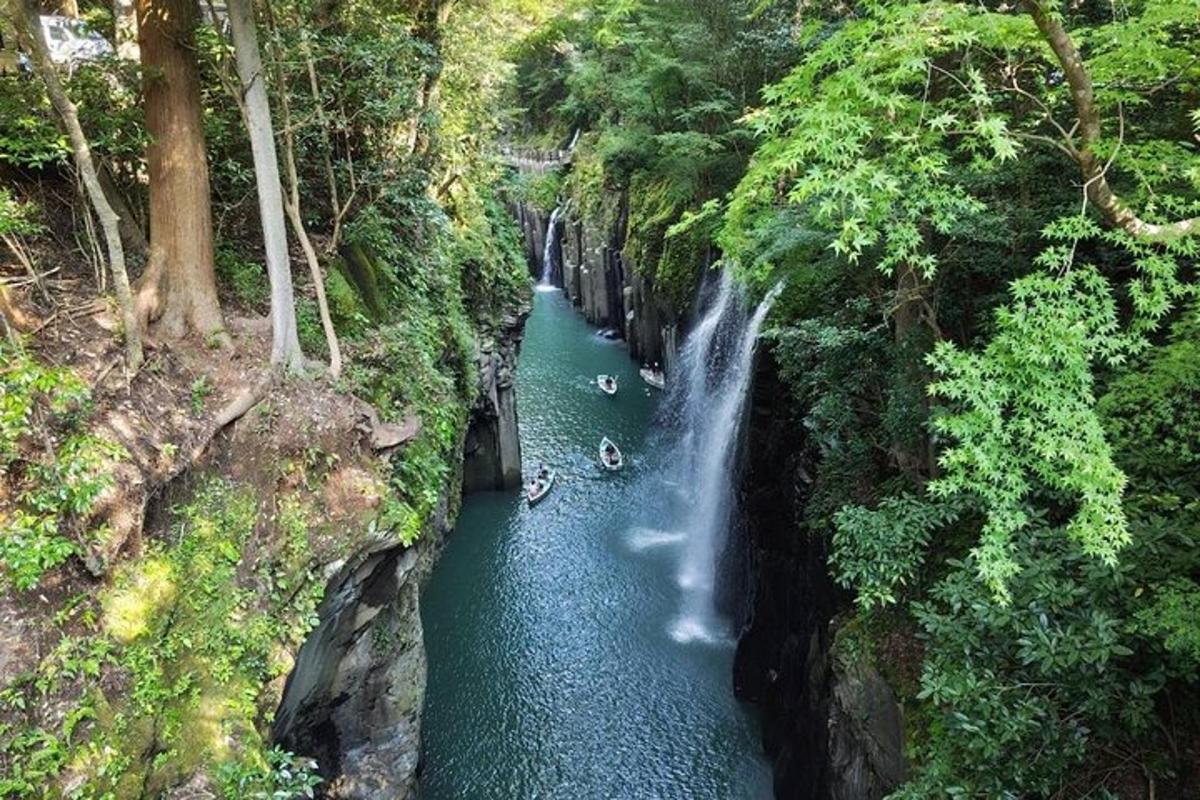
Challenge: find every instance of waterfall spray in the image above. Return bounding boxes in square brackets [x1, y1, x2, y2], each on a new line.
[541, 205, 564, 286]
[662, 272, 783, 644]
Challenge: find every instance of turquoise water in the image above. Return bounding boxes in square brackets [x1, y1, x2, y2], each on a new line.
[421, 288, 771, 799]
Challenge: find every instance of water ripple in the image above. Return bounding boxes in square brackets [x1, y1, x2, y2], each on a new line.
[422, 290, 771, 799]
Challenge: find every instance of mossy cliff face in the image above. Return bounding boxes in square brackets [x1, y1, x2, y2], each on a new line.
[0, 283, 528, 800]
[509, 171, 679, 374]
[734, 349, 907, 800]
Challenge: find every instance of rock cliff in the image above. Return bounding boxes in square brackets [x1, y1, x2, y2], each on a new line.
[462, 305, 530, 493]
[734, 348, 908, 800]
[273, 491, 455, 799]
[515, 189, 678, 372]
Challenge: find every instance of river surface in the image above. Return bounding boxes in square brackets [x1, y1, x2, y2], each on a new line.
[421, 288, 771, 798]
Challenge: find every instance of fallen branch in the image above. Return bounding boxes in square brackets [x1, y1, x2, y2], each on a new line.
[212, 372, 273, 429]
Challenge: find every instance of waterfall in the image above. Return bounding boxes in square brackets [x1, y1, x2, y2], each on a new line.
[541, 205, 564, 286]
[662, 270, 782, 644]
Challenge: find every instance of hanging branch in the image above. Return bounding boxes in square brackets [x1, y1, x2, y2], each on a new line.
[1022, 0, 1199, 245]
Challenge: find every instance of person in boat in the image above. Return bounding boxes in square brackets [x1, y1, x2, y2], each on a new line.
[536, 463, 550, 482]
[603, 376, 616, 391]
[603, 442, 617, 463]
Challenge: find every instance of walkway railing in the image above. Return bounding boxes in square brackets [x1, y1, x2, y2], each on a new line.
[497, 143, 573, 171]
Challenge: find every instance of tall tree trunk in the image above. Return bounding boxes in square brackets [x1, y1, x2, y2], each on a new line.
[8, 0, 143, 368]
[227, 0, 302, 371]
[266, 2, 342, 377]
[892, 262, 939, 484]
[134, 0, 227, 343]
[113, 0, 138, 60]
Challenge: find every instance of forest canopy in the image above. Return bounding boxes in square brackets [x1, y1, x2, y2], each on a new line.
[0, 0, 1198, 796]
[506, 0, 1200, 795]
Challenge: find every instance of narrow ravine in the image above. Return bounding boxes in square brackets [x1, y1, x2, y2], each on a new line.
[421, 287, 772, 798]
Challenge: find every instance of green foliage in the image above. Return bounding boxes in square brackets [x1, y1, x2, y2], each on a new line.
[1134, 579, 1200, 669]
[190, 375, 212, 415]
[348, 301, 473, 524]
[95, 480, 325, 795]
[215, 244, 269, 310]
[896, 526, 1155, 799]
[722, 1, 996, 283]
[0, 76, 66, 169]
[767, 292, 895, 520]
[295, 296, 326, 358]
[0, 346, 122, 590]
[0, 188, 40, 238]
[451, 187, 531, 326]
[510, 170, 564, 213]
[1098, 306, 1200, 479]
[833, 495, 962, 610]
[0, 479, 327, 796]
[701, 0, 1200, 792]
[215, 747, 322, 800]
[928, 268, 1130, 600]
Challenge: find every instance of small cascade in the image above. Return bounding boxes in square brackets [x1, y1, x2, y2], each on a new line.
[540, 204, 564, 286]
[661, 270, 782, 644]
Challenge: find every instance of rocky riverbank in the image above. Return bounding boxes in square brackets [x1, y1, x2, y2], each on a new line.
[510, 186, 678, 374]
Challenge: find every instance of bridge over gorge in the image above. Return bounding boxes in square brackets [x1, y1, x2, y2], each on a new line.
[497, 137, 577, 172]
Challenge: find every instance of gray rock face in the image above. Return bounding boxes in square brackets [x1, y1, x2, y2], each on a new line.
[828, 660, 907, 800]
[463, 306, 530, 494]
[513, 201, 547, 281]
[556, 210, 678, 371]
[273, 537, 432, 799]
[734, 349, 907, 800]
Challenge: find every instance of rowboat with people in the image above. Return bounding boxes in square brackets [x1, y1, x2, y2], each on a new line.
[599, 437, 623, 471]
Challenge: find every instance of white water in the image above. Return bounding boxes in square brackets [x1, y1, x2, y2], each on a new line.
[661, 271, 782, 645]
[627, 527, 688, 551]
[541, 205, 564, 285]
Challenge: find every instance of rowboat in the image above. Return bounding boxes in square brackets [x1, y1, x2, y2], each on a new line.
[639, 367, 665, 390]
[527, 470, 555, 505]
[599, 437, 623, 471]
[597, 374, 618, 395]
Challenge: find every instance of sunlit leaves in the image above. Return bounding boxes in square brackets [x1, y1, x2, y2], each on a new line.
[928, 268, 1131, 600]
[722, 1, 1000, 276]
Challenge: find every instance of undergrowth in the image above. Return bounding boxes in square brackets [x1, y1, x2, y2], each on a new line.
[0, 345, 124, 591]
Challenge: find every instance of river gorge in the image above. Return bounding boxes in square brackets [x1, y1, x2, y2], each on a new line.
[422, 286, 772, 798]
